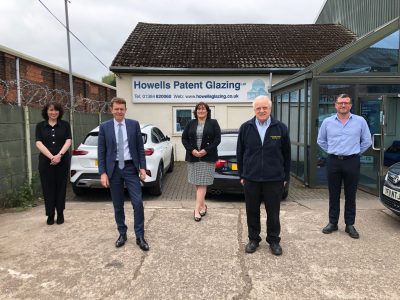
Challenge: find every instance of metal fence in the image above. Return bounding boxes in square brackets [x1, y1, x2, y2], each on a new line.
[0, 80, 113, 205]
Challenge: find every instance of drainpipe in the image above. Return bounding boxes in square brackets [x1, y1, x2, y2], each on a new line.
[16, 57, 21, 106]
[24, 106, 32, 185]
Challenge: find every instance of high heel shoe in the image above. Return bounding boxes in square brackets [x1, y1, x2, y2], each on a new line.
[199, 204, 208, 217]
[194, 210, 201, 222]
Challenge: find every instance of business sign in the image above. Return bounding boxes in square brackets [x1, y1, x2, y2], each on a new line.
[132, 76, 269, 103]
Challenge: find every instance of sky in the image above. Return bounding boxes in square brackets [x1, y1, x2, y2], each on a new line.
[0, 0, 326, 82]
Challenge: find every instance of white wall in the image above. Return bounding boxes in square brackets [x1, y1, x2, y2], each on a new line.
[116, 73, 290, 160]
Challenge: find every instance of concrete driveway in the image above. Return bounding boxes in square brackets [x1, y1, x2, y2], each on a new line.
[1, 162, 399, 299]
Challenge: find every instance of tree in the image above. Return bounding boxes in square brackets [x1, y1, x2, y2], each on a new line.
[101, 72, 116, 87]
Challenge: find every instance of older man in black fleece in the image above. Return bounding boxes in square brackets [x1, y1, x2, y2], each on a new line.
[237, 95, 290, 256]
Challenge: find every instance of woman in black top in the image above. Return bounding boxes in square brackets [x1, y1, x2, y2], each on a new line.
[35, 103, 72, 225]
[182, 102, 221, 221]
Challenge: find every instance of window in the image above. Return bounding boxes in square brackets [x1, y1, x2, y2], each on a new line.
[326, 30, 399, 74]
[152, 127, 166, 143]
[173, 106, 215, 134]
[83, 132, 98, 146]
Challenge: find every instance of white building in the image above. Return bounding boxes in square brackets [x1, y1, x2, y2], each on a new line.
[110, 23, 355, 160]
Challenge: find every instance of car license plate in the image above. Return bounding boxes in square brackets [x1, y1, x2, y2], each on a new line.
[231, 163, 237, 171]
[383, 186, 400, 202]
[95, 160, 98, 167]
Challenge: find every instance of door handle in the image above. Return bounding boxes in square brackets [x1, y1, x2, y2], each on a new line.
[372, 134, 381, 150]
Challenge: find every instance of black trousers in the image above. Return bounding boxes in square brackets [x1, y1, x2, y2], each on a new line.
[243, 180, 283, 243]
[39, 156, 70, 216]
[326, 155, 360, 225]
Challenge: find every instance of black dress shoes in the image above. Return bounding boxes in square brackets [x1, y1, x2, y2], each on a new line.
[345, 225, 360, 239]
[270, 242, 283, 256]
[245, 240, 260, 253]
[56, 213, 64, 225]
[47, 215, 54, 225]
[115, 233, 127, 248]
[136, 237, 149, 251]
[322, 223, 338, 234]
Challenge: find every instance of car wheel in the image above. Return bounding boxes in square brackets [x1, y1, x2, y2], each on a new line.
[149, 164, 163, 196]
[167, 151, 174, 173]
[72, 184, 86, 196]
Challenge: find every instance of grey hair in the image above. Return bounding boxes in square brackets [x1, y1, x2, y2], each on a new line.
[252, 95, 272, 108]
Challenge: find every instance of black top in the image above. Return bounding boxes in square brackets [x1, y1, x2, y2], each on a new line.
[35, 120, 72, 159]
[181, 118, 221, 162]
[237, 116, 291, 182]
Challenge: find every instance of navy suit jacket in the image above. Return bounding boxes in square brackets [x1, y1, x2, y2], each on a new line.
[98, 118, 146, 179]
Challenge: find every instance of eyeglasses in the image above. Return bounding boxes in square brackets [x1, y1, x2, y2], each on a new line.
[255, 106, 271, 112]
[336, 102, 351, 106]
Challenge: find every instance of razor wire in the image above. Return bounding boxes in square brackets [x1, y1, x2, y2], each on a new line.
[0, 79, 111, 113]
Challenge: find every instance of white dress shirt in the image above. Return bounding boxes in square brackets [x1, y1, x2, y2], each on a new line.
[113, 119, 132, 161]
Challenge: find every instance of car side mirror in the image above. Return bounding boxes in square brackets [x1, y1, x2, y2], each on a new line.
[165, 135, 170, 141]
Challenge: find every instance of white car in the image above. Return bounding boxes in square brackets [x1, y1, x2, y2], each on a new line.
[70, 124, 174, 196]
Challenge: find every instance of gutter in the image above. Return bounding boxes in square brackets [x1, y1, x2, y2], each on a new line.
[109, 66, 303, 75]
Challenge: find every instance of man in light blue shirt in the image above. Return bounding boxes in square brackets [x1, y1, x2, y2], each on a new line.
[255, 115, 271, 144]
[317, 93, 372, 239]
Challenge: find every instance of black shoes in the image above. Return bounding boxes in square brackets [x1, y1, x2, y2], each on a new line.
[136, 237, 150, 251]
[345, 225, 360, 239]
[270, 242, 283, 256]
[322, 223, 338, 234]
[47, 215, 54, 225]
[115, 235, 150, 250]
[56, 213, 64, 225]
[245, 240, 260, 253]
[199, 205, 208, 217]
[322, 223, 360, 239]
[245, 240, 283, 256]
[115, 234, 127, 248]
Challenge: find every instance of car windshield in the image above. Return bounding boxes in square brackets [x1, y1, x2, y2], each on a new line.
[218, 134, 238, 152]
[82, 132, 147, 146]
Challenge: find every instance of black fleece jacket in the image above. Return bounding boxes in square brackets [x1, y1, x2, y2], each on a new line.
[237, 116, 290, 182]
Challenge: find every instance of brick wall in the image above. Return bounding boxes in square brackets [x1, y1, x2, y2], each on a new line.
[0, 50, 116, 111]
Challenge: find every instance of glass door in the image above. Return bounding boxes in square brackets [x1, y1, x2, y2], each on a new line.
[358, 97, 384, 195]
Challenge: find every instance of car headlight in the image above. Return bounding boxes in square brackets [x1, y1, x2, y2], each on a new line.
[384, 173, 388, 181]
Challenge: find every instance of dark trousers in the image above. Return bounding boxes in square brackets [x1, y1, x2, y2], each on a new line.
[39, 157, 70, 216]
[327, 155, 360, 225]
[109, 161, 144, 238]
[243, 180, 283, 243]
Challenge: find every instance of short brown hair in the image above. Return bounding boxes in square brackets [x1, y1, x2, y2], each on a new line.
[336, 93, 352, 103]
[110, 97, 126, 107]
[193, 102, 211, 119]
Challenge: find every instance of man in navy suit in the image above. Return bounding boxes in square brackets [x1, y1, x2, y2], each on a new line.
[98, 97, 149, 251]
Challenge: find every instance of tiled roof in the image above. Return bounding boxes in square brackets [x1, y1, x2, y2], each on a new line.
[111, 23, 356, 70]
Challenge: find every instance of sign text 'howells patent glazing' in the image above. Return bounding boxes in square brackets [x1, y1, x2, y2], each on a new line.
[131, 76, 269, 103]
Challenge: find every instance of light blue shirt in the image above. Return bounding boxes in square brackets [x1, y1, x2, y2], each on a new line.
[317, 113, 372, 155]
[113, 119, 132, 161]
[255, 117, 271, 145]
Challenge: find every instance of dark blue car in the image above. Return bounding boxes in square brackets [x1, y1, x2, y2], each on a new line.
[381, 162, 400, 216]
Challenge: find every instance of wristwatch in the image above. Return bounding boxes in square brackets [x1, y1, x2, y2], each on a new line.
[59, 152, 64, 157]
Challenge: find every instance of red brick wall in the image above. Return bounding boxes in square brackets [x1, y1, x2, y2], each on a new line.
[0, 50, 116, 112]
